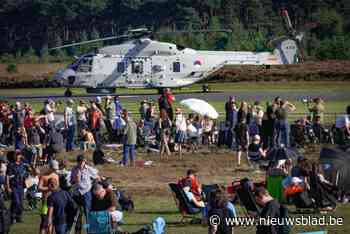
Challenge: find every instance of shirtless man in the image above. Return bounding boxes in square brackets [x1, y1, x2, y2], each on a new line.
[38, 160, 59, 234]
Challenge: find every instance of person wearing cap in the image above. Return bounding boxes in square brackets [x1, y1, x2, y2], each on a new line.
[247, 135, 266, 166]
[64, 99, 76, 152]
[5, 151, 26, 223]
[175, 108, 187, 158]
[38, 160, 60, 234]
[121, 109, 137, 166]
[253, 187, 283, 234]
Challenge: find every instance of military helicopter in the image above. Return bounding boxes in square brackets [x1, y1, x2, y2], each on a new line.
[51, 13, 303, 97]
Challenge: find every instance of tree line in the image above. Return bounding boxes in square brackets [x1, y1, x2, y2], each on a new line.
[0, 0, 350, 64]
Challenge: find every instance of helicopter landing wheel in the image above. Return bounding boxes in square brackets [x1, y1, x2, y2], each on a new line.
[64, 88, 73, 97]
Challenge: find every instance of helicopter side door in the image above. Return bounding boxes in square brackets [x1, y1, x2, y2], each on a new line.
[125, 57, 152, 87]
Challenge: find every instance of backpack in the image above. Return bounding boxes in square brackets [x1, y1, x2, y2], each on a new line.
[0, 209, 11, 234]
[278, 205, 291, 234]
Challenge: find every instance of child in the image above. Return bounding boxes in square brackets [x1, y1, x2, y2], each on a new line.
[80, 129, 96, 151]
[234, 118, 249, 166]
[247, 135, 266, 165]
[26, 167, 41, 210]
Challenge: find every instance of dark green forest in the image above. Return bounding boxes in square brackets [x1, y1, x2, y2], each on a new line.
[1, 0, 350, 63]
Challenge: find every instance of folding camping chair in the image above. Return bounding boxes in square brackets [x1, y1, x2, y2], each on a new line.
[168, 183, 202, 222]
[84, 210, 119, 234]
[234, 180, 261, 216]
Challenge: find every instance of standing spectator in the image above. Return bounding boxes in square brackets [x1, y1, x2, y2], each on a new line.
[15, 126, 27, 151]
[139, 100, 149, 120]
[146, 101, 157, 123]
[253, 101, 264, 134]
[158, 88, 174, 121]
[90, 103, 103, 145]
[237, 101, 248, 124]
[27, 119, 45, 166]
[47, 178, 73, 234]
[6, 151, 26, 223]
[225, 96, 235, 125]
[64, 99, 76, 152]
[38, 160, 60, 234]
[76, 100, 88, 134]
[121, 109, 137, 167]
[308, 97, 325, 123]
[44, 99, 56, 129]
[174, 108, 187, 158]
[261, 110, 276, 150]
[158, 109, 172, 159]
[114, 96, 124, 143]
[234, 118, 249, 167]
[201, 115, 214, 146]
[70, 155, 99, 232]
[47, 127, 64, 160]
[104, 96, 115, 142]
[275, 99, 296, 147]
[164, 88, 175, 121]
[12, 101, 25, 130]
[24, 110, 35, 129]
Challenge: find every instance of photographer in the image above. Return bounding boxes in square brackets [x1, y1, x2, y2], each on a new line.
[307, 97, 325, 124]
[275, 99, 296, 147]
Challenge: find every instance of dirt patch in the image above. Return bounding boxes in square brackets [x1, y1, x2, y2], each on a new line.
[55, 145, 324, 198]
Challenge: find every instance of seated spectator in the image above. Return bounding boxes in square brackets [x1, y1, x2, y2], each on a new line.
[182, 180, 205, 208]
[179, 169, 202, 202]
[284, 177, 305, 199]
[91, 183, 123, 224]
[247, 135, 266, 164]
[208, 187, 236, 234]
[80, 129, 96, 151]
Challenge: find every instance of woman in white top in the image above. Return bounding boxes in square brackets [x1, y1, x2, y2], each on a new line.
[174, 108, 187, 158]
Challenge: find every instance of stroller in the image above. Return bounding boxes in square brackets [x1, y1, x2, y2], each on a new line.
[26, 183, 41, 210]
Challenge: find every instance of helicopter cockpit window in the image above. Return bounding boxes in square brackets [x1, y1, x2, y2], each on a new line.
[117, 62, 125, 73]
[131, 61, 143, 74]
[173, 62, 181, 72]
[77, 58, 92, 73]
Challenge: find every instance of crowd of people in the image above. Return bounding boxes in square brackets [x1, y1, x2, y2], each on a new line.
[0, 87, 349, 234]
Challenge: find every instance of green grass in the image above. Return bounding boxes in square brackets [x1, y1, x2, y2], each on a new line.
[10, 196, 350, 234]
[1, 81, 350, 96]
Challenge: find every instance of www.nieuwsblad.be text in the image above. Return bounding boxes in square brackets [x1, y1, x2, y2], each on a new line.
[209, 215, 344, 227]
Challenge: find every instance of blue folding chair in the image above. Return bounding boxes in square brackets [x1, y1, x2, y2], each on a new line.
[84, 210, 115, 234]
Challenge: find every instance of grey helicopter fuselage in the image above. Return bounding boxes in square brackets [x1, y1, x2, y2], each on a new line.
[53, 37, 298, 91]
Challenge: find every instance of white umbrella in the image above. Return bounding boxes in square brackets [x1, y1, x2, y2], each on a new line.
[180, 98, 219, 119]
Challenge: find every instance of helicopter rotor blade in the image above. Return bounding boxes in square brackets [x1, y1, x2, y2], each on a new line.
[49, 34, 130, 50]
[155, 29, 232, 35]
